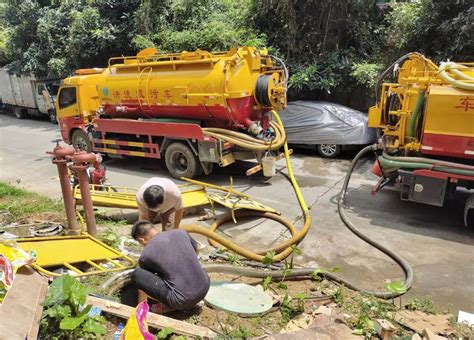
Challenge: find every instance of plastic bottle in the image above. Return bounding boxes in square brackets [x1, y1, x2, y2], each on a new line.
[113, 323, 124, 340]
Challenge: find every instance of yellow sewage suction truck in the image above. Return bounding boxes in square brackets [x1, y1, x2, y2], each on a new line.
[56, 46, 287, 178]
[367, 53, 474, 225]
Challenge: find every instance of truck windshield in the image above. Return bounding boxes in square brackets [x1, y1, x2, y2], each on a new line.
[58, 87, 77, 109]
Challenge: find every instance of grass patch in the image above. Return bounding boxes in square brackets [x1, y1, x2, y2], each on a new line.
[0, 182, 63, 223]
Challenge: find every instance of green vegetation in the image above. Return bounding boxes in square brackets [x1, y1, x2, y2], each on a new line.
[157, 326, 175, 339]
[342, 291, 397, 338]
[405, 296, 438, 315]
[0, 182, 62, 223]
[262, 250, 275, 266]
[99, 226, 121, 249]
[229, 325, 254, 339]
[225, 252, 242, 266]
[0, 0, 471, 109]
[280, 293, 303, 324]
[40, 275, 107, 339]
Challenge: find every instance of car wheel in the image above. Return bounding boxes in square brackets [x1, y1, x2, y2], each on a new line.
[165, 142, 200, 179]
[71, 129, 92, 152]
[317, 144, 341, 158]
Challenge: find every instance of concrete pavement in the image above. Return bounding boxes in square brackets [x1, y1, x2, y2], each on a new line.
[1, 112, 473, 312]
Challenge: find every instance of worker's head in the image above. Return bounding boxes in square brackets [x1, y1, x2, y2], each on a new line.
[131, 220, 158, 246]
[143, 185, 165, 209]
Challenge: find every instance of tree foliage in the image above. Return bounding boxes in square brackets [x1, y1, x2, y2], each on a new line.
[0, 0, 472, 108]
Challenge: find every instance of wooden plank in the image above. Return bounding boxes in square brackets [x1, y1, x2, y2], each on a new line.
[86, 295, 217, 338]
[28, 279, 49, 340]
[0, 266, 49, 339]
[395, 310, 453, 335]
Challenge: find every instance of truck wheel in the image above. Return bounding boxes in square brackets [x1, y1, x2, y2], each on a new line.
[317, 144, 341, 158]
[165, 142, 200, 179]
[14, 107, 28, 119]
[48, 110, 58, 124]
[71, 129, 92, 152]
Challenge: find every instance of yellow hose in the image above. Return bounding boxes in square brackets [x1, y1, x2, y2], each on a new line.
[439, 62, 474, 91]
[181, 110, 312, 262]
[202, 121, 286, 151]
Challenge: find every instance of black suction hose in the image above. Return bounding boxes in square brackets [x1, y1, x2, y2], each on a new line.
[337, 144, 414, 298]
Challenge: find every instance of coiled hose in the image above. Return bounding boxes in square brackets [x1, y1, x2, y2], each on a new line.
[103, 119, 414, 299]
[439, 62, 474, 91]
[182, 110, 311, 262]
[202, 120, 286, 151]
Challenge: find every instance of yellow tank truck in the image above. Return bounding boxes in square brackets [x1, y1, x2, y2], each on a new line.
[56, 46, 287, 178]
[368, 53, 474, 225]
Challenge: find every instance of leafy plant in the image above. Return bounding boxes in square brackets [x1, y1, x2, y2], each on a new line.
[343, 294, 396, 338]
[99, 226, 120, 249]
[405, 296, 437, 315]
[286, 245, 301, 270]
[385, 279, 407, 307]
[262, 276, 272, 291]
[262, 250, 275, 266]
[330, 287, 343, 305]
[40, 275, 106, 339]
[280, 294, 303, 324]
[226, 252, 241, 266]
[157, 327, 174, 339]
[294, 292, 309, 311]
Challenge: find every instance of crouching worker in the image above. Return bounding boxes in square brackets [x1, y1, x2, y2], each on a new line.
[131, 220, 210, 314]
[136, 177, 184, 231]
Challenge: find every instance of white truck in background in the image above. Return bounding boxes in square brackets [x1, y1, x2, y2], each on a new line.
[0, 68, 59, 123]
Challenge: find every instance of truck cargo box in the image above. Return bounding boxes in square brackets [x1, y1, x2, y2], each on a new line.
[0, 68, 37, 108]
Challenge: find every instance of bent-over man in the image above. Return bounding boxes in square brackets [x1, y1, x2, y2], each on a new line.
[136, 177, 183, 231]
[131, 220, 210, 313]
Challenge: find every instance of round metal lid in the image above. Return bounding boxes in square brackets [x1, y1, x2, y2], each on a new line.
[204, 281, 273, 315]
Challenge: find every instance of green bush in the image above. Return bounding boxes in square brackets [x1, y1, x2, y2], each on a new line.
[351, 63, 383, 88]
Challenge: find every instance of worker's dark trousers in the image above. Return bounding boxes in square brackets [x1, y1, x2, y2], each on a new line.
[132, 267, 174, 307]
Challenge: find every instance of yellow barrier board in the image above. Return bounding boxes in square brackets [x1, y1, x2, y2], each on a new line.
[16, 234, 136, 277]
[73, 184, 210, 210]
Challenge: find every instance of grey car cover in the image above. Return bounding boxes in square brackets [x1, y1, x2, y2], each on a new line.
[278, 101, 378, 145]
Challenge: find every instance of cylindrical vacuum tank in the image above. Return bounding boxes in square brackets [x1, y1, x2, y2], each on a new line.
[93, 46, 287, 128]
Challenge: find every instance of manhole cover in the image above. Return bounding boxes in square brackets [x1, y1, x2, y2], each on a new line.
[204, 281, 273, 315]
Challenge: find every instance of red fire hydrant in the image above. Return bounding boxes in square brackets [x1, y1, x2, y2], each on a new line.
[71, 151, 98, 236]
[52, 142, 79, 233]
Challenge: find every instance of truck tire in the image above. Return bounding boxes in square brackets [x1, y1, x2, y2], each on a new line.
[165, 142, 200, 179]
[71, 129, 92, 152]
[14, 107, 28, 119]
[48, 110, 58, 124]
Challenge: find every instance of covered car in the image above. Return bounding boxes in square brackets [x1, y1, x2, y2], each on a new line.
[278, 101, 378, 157]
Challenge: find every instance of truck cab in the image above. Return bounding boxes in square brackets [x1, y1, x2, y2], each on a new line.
[36, 81, 59, 122]
[56, 70, 103, 149]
